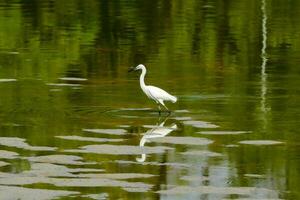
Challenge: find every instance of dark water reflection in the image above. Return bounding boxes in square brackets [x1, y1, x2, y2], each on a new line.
[0, 0, 299, 199]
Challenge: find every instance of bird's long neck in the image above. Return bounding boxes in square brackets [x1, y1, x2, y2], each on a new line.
[139, 67, 147, 91]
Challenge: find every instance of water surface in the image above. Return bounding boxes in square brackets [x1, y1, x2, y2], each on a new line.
[0, 0, 299, 199]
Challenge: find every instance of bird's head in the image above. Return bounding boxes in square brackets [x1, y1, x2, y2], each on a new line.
[128, 64, 145, 72]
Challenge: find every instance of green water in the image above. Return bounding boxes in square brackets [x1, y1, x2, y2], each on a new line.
[0, 0, 299, 199]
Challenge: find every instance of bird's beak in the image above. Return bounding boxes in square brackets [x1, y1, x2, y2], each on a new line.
[128, 67, 135, 72]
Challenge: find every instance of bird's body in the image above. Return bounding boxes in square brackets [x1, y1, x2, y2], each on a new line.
[144, 86, 177, 103]
[129, 64, 177, 113]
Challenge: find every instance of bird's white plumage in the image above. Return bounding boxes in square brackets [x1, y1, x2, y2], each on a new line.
[146, 85, 177, 103]
[131, 64, 177, 112]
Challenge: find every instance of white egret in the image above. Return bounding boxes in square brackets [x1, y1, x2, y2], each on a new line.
[129, 64, 177, 113]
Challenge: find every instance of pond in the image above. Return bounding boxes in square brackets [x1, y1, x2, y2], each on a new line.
[0, 0, 299, 199]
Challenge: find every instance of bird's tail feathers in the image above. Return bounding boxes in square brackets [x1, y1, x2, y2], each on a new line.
[170, 95, 177, 103]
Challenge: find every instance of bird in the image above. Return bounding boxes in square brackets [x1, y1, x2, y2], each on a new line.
[128, 64, 177, 113]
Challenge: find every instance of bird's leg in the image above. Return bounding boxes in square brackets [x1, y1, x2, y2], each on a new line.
[162, 104, 171, 116]
[158, 100, 171, 114]
[162, 104, 170, 113]
[157, 103, 161, 115]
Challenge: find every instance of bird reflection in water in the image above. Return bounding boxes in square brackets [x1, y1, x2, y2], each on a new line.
[136, 116, 177, 163]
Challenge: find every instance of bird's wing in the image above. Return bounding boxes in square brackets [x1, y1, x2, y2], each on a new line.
[147, 85, 176, 102]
